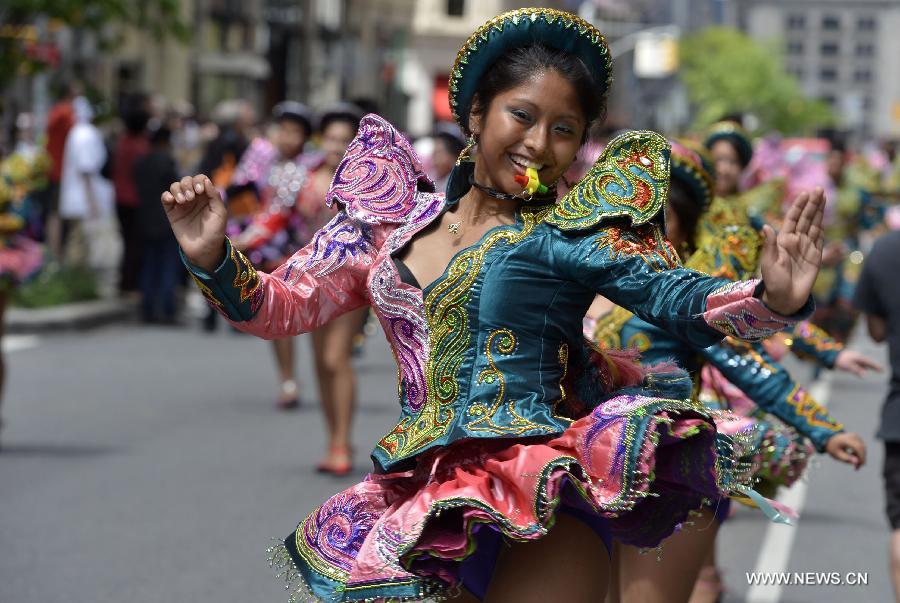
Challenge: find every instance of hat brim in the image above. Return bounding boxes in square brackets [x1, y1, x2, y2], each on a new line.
[449, 9, 612, 133]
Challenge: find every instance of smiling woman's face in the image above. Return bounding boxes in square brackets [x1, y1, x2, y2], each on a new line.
[470, 69, 587, 196]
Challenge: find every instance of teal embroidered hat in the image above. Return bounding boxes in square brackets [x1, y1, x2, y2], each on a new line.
[449, 8, 613, 134]
[704, 121, 753, 168]
[670, 140, 715, 212]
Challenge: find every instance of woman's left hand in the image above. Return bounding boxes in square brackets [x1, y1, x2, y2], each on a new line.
[759, 188, 825, 315]
[825, 432, 866, 469]
[833, 349, 884, 377]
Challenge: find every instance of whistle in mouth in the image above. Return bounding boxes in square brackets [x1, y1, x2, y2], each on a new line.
[513, 167, 548, 195]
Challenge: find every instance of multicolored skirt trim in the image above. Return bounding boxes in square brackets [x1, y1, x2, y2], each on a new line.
[269, 390, 753, 602]
[701, 365, 813, 498]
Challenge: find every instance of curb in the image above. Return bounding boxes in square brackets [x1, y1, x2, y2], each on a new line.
[6, 299, 137, 334]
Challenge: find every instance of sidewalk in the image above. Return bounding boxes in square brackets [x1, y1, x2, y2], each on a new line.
[6, 298, 137, 334]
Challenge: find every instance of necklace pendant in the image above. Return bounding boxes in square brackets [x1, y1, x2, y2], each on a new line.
[447, 221, 461, 235]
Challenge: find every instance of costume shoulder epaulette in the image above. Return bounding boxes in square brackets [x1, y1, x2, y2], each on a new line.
[546, 130, 670, 231]
[328, 114, 436, 225]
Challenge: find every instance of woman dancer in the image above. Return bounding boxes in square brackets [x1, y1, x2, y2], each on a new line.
[591, 142, 867, 603]
[164, 9, 825, 601]
[228, 101, 314, 410]
[298, 103, 369, 475]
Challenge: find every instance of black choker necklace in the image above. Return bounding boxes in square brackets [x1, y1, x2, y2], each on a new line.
[468, 173, 557, 204]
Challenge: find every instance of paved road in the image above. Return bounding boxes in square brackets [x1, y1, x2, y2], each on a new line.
[0, 322, 893, 602]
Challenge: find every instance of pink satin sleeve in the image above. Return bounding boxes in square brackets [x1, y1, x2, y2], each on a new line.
[188, 211, 378, 340]
[702, 279, 811, 341]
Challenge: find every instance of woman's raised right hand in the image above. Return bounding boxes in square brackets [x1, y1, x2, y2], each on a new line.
[161, 175, 228, 272]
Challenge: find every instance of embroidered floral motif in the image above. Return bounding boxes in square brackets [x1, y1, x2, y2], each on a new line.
[295, 492, 379, 582]
[465, 329, 554, 435]
[328, 115, 432, 224]
[370, 261, 430, 413]
[548, 130, 670, 230]
[593, 224, 679, 271]
[229, 243, 264, 313]
[282, 212, 373, 283]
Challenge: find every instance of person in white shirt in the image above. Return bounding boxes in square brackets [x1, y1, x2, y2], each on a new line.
[59, 97, 120, 297]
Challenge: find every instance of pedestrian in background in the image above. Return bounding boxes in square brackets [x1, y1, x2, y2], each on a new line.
[134, 125, 182, 324]
[43, 81, 80, 259]
[854, 229, 900, 602]
[112, 93, 151, 295]
[59, 97, 120, 298]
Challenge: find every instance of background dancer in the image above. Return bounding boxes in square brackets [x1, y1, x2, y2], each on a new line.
[300, 103, 368, 475]
[227, 101, 314, 410]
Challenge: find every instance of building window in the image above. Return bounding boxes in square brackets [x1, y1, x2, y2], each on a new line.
[856, 43, 876, 57]
[863, 96, 874, 110]
[822, 15, 841, 30]
[822, 95, 837, 108]
[787, 41, 804, 55]
[447, 0, 465, 17]
[819, 67, 838, 82]
[854, 69, 873, 83]
[788, 67, 804, 80]
[786, 14, 806, 30]
[858, 17, 877, 31]
[820, 42, 839, 56]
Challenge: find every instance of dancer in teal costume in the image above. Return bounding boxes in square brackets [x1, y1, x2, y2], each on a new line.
[162, 9, 826, 602]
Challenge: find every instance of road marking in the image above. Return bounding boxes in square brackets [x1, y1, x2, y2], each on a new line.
[745, 372, 833, 603]
[3, 335, 41, 353]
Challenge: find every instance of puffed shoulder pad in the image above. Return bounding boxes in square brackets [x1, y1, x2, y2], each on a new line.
[326, 113, 435, 225]
[547, 130, 670, 231]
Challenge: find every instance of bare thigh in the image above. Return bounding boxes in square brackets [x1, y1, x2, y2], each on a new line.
[485, 513, 610, 603]
[618, 508, 719, 603]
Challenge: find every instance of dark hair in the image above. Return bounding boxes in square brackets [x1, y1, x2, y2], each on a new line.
[122, 93, 150, 134]
[434, 132, 465, 157]
[667, 177, 703, 253]
[470, 45, 603, 141]
[149, 125, 171, 146]
[319, 113, 361, 137]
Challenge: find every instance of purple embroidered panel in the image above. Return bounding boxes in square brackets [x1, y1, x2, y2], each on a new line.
[368, 191, 444, 413]
[300, 492, 379, 575]
[281, 212, 374, 283]
[328, 114, 434, 224]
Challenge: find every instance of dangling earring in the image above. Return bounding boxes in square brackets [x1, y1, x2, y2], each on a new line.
[456, 133, 477, 165]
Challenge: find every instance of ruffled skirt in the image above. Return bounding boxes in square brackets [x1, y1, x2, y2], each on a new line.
[270, 386, 752, 602]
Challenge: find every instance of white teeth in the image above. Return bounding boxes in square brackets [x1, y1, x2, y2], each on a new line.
[510, 154, 544, 170]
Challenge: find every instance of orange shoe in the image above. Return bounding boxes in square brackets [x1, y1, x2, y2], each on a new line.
[316, 446, 353, 476]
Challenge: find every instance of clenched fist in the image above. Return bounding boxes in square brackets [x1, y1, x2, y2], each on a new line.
[161, 175, 228, 272]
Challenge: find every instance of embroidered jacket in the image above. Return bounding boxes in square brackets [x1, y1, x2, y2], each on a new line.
[185, 115, 812, 471]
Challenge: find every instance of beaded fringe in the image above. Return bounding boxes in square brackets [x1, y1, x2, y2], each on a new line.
[268, 542, 449, 603]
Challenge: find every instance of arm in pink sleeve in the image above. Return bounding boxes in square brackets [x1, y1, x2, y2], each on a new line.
[184, 211, 375, 339]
